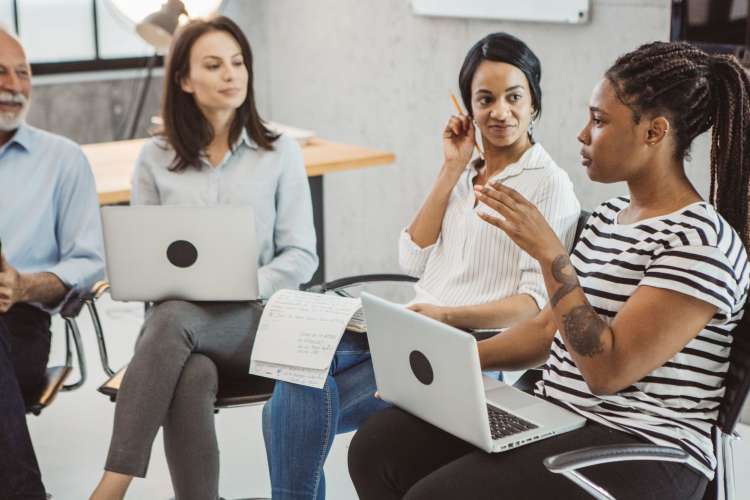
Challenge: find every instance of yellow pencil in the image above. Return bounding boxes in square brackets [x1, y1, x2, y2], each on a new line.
[450, 93, 484, 159]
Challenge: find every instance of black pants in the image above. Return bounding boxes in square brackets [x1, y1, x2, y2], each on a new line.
[349, 403, 708, 499]
[0, 304, 51, 500]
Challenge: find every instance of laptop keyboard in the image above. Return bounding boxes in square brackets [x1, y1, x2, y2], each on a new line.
[487, 404, 538, 440]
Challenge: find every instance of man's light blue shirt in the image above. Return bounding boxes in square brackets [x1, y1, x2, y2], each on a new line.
[0, 123, 105, 310]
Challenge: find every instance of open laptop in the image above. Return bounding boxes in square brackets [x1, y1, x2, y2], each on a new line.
[102, 206, 259, 302]
[361, 292, 586, 453]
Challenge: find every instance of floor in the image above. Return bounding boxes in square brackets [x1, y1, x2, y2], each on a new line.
[27, 294, 750, 499]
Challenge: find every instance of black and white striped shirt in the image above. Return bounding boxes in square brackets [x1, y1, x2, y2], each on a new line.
[400, 143, 580, 308]
[537, 196, 750, 479]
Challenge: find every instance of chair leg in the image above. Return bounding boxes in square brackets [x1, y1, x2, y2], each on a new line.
[62, 318, 87, 391]
[724, 431, 740, 500]
[87, 300, 116, 377]
[561, 471, 615, 500]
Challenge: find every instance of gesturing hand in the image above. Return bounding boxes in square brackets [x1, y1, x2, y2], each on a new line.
[474, 182, 566, 264]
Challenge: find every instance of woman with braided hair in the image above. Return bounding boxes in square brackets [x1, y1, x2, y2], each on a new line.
[348, 41, 750, 499]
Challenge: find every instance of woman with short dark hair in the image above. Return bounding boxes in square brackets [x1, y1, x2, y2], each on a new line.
[90, 16, 317, 500]
[348, 41, 750, 500]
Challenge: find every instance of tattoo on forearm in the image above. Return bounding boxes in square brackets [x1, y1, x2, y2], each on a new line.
[562, 306, 607, 357]
[550, 255, 580, 307]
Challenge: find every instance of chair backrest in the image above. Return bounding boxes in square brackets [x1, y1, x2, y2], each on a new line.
[717, 305, 750, 435]
[573, 211, 591, 248]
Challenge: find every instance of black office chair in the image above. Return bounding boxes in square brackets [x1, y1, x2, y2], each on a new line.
[543, 287, 750, 498]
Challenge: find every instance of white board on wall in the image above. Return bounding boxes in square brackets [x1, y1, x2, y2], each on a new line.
[410, 0, 590, 24]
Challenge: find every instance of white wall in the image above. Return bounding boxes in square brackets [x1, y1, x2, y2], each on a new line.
[234, 0, 683, 280]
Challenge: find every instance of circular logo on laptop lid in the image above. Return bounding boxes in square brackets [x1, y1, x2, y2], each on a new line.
[166, 240, 198, 268]
[409, 350, 434, 385]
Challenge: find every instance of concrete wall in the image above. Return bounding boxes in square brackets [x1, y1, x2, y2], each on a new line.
[244, 0, 682, 280]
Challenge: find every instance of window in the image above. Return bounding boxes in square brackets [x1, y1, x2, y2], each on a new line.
[0, 1, 13, 30]
[18, 0, 96, 62]
[1, 0, 161, 75]
[97, 0, 152, 59]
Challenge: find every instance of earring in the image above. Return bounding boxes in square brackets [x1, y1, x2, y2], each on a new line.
[528, 119, 536, 137]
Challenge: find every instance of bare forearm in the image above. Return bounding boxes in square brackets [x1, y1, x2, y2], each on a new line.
[477, 310, 556, 371]
[541, 253, 618, 393]
[407, 165, 463, 248]
[19, 272, 68, 306]
[443, 294, 539, 330]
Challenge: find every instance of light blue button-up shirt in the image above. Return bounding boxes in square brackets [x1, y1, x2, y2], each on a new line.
[0, 123, 105, 310]
[132, 131, 318, 298]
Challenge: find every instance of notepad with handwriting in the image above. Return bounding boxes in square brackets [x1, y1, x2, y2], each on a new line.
[249, 290, 365, 388]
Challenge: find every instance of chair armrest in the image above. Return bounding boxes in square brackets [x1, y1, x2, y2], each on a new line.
[60, 292, 87, 319]
[304, 273, 418, 294]
[60, 280, 110, 319]
[544, 444, 689, 473]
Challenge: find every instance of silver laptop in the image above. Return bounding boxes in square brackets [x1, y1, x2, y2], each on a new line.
[102, 206, 259, 301]
[361, 292, 586, 453]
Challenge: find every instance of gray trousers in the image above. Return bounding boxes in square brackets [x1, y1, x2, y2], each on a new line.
[104, 300, 263, 500]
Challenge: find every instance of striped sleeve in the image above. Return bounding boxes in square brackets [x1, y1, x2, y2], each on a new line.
[641, 245, 744, 324]
[398, 228, 438, 277]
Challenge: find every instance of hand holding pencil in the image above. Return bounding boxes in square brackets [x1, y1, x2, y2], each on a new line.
[450, 93, 484, 160]
[442, 94, 482, 172]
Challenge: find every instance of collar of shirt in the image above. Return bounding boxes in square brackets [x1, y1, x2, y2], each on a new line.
[233, 127, 258, 152]
[0, 122, 32, 159]
[199, 128, 257, 169]
[469, 142, 547, 185]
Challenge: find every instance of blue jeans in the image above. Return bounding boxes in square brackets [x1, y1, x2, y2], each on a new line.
[262, 331, 389, 500]
[0, 304, 50, 500]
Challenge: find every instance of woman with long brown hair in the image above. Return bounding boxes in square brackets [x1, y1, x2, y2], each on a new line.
[90, 16, 317, 500]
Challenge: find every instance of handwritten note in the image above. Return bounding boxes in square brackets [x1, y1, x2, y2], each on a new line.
[249, 289, 363, 388]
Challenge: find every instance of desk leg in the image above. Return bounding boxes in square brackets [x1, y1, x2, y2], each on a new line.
[308, 175, 324, 285]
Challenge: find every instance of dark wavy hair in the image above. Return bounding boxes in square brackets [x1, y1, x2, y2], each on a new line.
[606, 41, 750, 247]
[458, 32, 542, 121]
[161, 15, 278, 171]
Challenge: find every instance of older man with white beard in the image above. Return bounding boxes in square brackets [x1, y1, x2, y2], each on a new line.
[0, 27, 104, 500]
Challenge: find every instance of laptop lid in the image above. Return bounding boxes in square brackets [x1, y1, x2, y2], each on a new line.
[102, 206, 259, 302]
[362, 292, 495, 451]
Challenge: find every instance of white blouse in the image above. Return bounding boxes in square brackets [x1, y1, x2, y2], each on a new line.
[400, 143, 580, 308]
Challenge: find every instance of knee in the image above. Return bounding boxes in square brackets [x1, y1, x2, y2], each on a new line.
[138, 300, 196, 348]
[175, 354, 218, 397]
[266, 379, 336, 430]
[348, 415, 389, 488]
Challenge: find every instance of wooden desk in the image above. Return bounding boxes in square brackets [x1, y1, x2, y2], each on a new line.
[83, 137, 395, 205]
[82, 137, 396, 283]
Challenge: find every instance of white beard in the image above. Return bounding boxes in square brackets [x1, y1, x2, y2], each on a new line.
[0, 92, 29, 131]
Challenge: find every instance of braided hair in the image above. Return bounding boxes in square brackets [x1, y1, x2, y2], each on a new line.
[605, 41, 750, 248]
